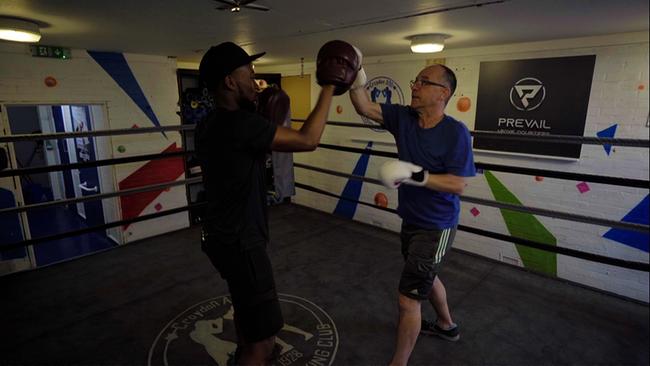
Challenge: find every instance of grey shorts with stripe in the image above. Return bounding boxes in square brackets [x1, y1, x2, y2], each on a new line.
[399, 223, 457, 300]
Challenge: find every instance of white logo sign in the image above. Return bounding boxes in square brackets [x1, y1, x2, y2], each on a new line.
[509, 77, 546, 111]
[148, 294, 338, 366]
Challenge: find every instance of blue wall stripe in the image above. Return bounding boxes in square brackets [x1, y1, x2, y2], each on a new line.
[87, 51, 166, 138]
[333, 142, 373, 219]
[603, 194, 649, 253]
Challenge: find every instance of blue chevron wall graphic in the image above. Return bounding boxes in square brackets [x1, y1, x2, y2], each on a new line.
[597, 124, 617, 156]
[87, 51, 166, 138]
[603, 194, 649, 253]
[333, 142, 373, 219]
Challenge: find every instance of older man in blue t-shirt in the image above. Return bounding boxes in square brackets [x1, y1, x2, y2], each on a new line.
[350, 56, 475, 366]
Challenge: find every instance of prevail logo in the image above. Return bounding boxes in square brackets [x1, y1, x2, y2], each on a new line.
[509, 77, 546, 111]
[148, 294, 338, 366]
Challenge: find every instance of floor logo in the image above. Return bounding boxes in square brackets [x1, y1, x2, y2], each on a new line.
[362, 76, 404, 132]
[148, 294, 338, 366]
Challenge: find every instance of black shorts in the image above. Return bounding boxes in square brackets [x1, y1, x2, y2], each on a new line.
[398, 224, 456, 300]
[202, 236, 284, 343]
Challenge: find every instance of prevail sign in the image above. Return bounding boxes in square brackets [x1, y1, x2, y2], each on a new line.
[473, 56, 596, 159]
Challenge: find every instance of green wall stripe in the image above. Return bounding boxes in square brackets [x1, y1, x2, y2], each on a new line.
[484, 171, 557, 275]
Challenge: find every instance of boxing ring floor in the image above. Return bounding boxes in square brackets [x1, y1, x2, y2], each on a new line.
[2, 203, 648, 365]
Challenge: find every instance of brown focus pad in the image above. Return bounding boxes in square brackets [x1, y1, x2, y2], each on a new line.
[257, 86, 291, 126]
[316, 40, 361, 95]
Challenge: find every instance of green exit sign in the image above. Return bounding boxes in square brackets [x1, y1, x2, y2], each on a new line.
[30, 45, 71, 60]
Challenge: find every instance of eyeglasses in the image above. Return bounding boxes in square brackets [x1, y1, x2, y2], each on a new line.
[409, 78, 448, 89]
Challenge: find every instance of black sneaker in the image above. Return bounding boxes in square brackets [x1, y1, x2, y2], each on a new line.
[421, 319, 460, 341]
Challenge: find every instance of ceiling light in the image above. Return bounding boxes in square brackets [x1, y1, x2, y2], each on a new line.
[409, 34, 446, 53]
[0, 17, 41, 43]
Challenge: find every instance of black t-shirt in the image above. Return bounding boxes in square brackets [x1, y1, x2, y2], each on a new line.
[195, 107, 277, 247]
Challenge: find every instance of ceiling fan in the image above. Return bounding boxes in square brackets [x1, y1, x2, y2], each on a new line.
[213, 0, 270, 12]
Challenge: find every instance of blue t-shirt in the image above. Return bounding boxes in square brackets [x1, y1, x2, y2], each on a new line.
[381, 103, 476, 229]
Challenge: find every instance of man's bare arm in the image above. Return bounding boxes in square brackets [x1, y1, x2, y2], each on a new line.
[423, 174, 467, 195]
[271, 85, 335, 152]
[349, 86, 383, 124]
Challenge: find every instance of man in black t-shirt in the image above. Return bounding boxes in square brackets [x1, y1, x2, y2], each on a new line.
[195, 41, 360, 364]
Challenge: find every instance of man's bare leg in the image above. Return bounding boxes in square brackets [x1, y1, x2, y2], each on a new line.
[238, 336, 276, 366]
[389, 293, 422, 366]
[428, 276, 454, 329]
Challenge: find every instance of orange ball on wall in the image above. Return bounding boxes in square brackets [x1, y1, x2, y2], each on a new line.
[374, 192, 388, 207]
[44, 76, 57, 87]
[456, 96, 471, 112]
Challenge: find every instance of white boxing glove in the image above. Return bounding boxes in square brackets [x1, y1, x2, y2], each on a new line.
[379, 160, 429, 189]
[351, 67, 367, 90]
[352, 45, 363, 65]
[351, 45, 367, 90]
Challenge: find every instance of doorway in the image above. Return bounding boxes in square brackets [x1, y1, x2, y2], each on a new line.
[1, 103, 121, 268]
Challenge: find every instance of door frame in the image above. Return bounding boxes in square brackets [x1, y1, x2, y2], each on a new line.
[0, 101, 124, 271]
[0, 103, 35, 272]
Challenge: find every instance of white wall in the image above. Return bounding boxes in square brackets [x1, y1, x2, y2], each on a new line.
[257, 32, 650, 302]
[0, 42, 188, 249]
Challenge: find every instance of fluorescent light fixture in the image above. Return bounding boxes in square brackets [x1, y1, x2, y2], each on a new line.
[0, 18, 41, 43]
[410, 34, 446, 53]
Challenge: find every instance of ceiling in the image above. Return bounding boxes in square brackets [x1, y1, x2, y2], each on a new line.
[1, 0, 648, 66]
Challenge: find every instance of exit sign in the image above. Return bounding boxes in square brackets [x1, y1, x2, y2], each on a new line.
[30, 45, 71, 60]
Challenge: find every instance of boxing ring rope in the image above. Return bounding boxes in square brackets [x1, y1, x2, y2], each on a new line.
[3, 145, 645, 189]
[1, 146, 646, 231]
[291, 119, 650, 148]
[473, 162, 648, 189]
[0, 125, 195, 143]
[292, 162, 649, 233]
[3, 124, 646, 186]
[2, 175, 646, 272]
[316, 143, 649, 189]
[1, 203, 207, 252]
[0, 177, 203, 215]
[0, 151, 188, 178]
[3, 121, 647, 147]
[294, 182, 649, 272]
[0, 125, 648, 272]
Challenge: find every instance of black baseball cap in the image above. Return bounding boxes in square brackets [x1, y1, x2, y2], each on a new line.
[199, 42, 266, 89]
